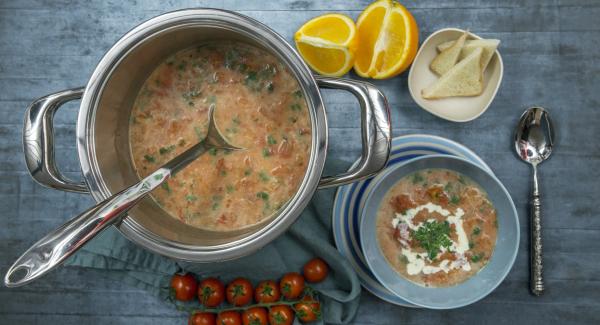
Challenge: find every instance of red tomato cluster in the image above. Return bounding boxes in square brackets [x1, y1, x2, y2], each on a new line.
[170, 258, 329, 325]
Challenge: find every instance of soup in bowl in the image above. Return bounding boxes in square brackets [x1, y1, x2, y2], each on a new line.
[376, 168, 498, 288]
[360, 155, 519, 309]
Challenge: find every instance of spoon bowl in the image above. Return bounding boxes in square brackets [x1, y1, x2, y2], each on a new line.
[515, 107, 554, 166]
[514, 106, 555, 296]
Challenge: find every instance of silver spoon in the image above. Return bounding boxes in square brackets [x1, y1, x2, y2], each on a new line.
[5, 105, 241, 287]
[514, 106, 554, 296]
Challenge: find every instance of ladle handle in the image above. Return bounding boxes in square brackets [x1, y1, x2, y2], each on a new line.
[530, 164, 544, 296]
[4, 168, 170, 287]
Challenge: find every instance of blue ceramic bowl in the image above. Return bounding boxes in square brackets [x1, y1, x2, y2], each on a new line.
[360, 155, 519, 309]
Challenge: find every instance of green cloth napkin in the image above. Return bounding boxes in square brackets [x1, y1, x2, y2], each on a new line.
[65, 160, 361, 324]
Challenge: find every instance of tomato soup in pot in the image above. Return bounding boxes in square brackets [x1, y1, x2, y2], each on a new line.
[129, 41, 311, 231]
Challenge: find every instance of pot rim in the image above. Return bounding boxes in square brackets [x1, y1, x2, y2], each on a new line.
[76, 8, 328, 262]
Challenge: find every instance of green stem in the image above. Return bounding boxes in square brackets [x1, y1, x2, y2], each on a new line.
[187, 300, 302, 314]
[171, 286, 319, 315]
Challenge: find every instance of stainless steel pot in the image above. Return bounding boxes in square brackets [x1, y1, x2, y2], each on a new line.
[21, 10, 391, 265]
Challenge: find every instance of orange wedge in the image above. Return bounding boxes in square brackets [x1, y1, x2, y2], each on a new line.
[354, 0, 419, 79]
[294, 14, 358, 77]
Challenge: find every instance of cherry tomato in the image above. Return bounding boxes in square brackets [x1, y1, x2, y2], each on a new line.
[242, 307, 268, 325]
[198, 277, 225, 307]
[268, 305, 294, 325]
[189, 312, 216, 325]
[303, 258, 329, 283]
[226, 278, 253, 306]
[294, 297, 321, 323]
[170, 273, 197, 301]
[217, 310, 242, 325]
[254, 280, 280, 303]
[279, 272, 305, 300]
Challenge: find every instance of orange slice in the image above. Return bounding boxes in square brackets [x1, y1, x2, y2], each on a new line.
[294, 14, 358, 77]
[354, 0, 419, 79]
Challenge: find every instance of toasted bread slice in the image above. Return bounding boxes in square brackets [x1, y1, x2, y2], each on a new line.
[429, 31, 468, 76]
[437, 39, 500, 71]
[422, 47, 484, 99]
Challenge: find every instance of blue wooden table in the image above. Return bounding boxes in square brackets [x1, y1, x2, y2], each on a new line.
[1, 1, 599, 324]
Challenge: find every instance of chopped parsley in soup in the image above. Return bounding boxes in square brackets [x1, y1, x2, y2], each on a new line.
[129, 41, 311, 231]
[376, 169, 497, 287]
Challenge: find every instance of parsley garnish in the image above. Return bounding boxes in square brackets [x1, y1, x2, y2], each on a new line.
[414, 220, 452, 260]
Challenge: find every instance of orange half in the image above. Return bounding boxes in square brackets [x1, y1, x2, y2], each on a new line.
[354, 0, 419, 79]
[294, 14, 358, 77]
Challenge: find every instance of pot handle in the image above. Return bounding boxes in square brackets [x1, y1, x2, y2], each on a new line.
[316, 76, 391, 189]
[23, 88, 88, 193]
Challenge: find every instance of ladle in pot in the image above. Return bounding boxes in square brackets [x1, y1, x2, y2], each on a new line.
[5, 105, 241, 287]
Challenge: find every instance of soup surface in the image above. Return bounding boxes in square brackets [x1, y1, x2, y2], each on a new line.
[376, 169, 497, 287]
[129, 41, 311, 231]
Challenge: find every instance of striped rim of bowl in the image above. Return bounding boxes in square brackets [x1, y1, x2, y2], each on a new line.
[332, 134, 492, 307]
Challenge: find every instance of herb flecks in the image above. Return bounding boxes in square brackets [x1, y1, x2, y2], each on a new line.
[242, 64, 277, 92]
[182, 89, 201, 105]
[144, 154, 156, 163]
[258, 171, 271, 182]
[161, 182, 171, 194]
[414, 220, 452, 260]
[211, 195, 223, 211]
[262, 148, 271, 157]
[450, 195, 461, 205]
[257, 191, 269, 201]
[471, 253, 484, 263]
[159, 145, 176, 155]
[412, 173, 424, 184]
[444, 183, 453, 192]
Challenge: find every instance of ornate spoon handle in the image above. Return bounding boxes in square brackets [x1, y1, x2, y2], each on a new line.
[530, 164, 544, 296]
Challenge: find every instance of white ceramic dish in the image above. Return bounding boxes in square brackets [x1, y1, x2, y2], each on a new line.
[408, 28, 504, 122]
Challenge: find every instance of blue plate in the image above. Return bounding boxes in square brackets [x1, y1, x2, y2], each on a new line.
[332, 134, 493, 307]
[360, 155, 519, 309]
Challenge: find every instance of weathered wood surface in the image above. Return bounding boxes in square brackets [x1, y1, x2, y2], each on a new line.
[1, 0, 599, 324]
